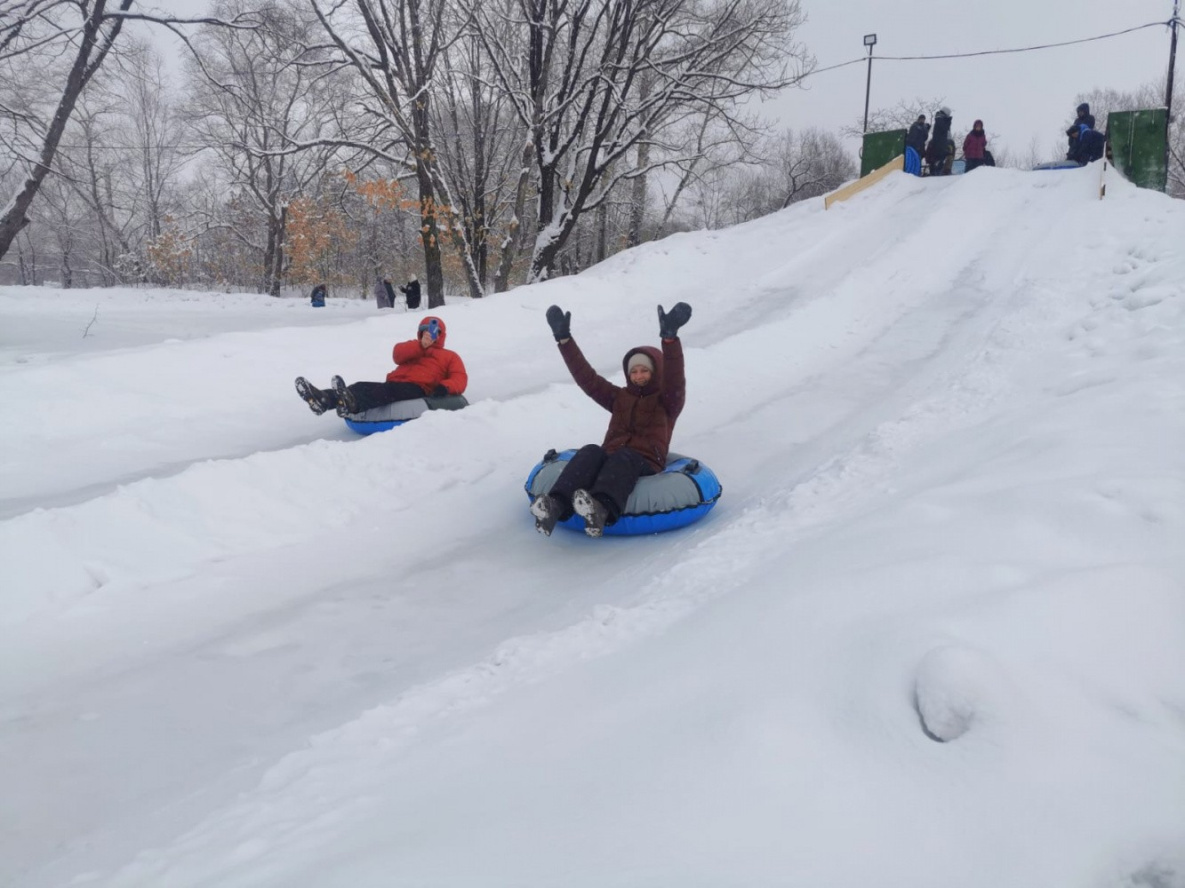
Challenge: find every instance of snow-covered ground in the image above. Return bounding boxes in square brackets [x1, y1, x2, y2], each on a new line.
[1, 164, 1183, 888]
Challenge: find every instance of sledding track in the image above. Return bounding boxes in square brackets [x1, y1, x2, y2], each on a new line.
[3, 164, 1184, 886]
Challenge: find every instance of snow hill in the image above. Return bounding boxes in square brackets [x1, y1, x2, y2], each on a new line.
[1, 165, 1183, 888]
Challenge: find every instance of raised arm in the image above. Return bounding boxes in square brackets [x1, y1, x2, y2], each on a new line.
[547, 305, 617, 411]
[657, 302, 691, 422]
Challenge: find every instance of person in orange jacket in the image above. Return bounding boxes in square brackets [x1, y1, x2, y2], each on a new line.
[294, 315, 467, 417]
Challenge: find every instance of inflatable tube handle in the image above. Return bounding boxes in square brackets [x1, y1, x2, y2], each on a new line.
[542, 448, 559, 463]
[682, 459, 700, 474]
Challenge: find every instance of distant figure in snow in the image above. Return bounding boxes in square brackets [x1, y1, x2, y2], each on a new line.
[294, 315, 467, 417]
[383, 278, 397, 308]
[925, 107, 953, 176]
[530, 302, 691, 538]
[905, 114, 930, 177]
[399, 275, 421, 311]
[1066, 102, 1096, 158]
[963, 120, 987, 172]
[373, 276, 388, 309]
[310, 283, 326, 307]
[1069, 124, 1106, 165]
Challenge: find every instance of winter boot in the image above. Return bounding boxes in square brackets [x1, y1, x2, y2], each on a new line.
[331, 375, 358, 417]
[294, 376, 334, 415]
[530, 494, 561, 537]
[572, 489, 610, 538]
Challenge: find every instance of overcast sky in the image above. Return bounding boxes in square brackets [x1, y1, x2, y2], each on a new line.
[137, 0, 1178, 166]
[763, 0, 1177, 161]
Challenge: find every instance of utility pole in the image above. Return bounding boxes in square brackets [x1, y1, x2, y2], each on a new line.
[863, 34, 877, 134]
[1167, 0, 1180, 184]
[1167, 0, 1180, 116]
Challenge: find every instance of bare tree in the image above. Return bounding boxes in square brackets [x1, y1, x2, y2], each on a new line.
[650, 109, 753, 239]
[0, 0, 135, 261]
[185, 0, 351, 295]
[0, 1, 254, 267]
[433, 23, 530, 293]
[769, 128, 856, 207]
[472, 0, 813, 283]
[308, 0, 472, 308]
[840, 95, 947, 140]
[675, 125, 854, 228]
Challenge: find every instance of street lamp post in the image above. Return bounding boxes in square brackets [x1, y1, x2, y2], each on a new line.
[863, 34, 878, 134]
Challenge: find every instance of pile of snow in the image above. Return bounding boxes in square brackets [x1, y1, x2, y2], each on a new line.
[1, 164, 1183, 888]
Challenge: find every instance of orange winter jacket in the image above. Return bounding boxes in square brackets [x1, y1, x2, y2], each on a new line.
[386, 315, 468, 395]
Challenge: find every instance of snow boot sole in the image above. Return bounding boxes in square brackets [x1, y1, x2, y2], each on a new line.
[530, 494, 560, 537]
[331, 375, 357, 417]
[572, 489, 609, 538]
[295, 376, 330, 415]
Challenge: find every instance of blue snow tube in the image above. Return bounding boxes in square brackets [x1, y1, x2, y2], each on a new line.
[524, 448, 723, 536]
[343, 394, 469, 435]
[1031, 161, 1082, 171]
[904, 146, 922, 176]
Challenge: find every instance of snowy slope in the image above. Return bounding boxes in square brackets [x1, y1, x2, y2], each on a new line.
[1, 164, 1183, 888]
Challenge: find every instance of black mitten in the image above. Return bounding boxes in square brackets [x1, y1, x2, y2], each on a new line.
[658, 302, 692, 339]
[431, 384, 449, 397]
[546, 305, 571, 342]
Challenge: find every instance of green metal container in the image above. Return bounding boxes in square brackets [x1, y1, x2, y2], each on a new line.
[860, 129, 907, 178]
[1108, 109, 1168, 192]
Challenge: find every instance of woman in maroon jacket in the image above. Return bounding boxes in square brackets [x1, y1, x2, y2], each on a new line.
[294, 315, 467, 417]
[963, 120, 987, 172]
[531, 301, 692, 537]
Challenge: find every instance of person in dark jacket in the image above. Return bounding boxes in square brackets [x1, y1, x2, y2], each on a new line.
[310, 283, 326, 307]
[294, 315, 467, 417]
[905, 115, 930, 177]
[399, 275, 421, 310]
[925, 107, 953, 176]
[1069, 124, 1106, 165]
[531, 302, 692, 538]
[1066, 102, 1096, 157]
[382, 278, 397, 308]
[963, 120, 987, 172]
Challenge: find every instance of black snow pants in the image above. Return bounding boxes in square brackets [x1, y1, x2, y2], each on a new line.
[341, 381, 427, 412]
[547, 444, 656, 524]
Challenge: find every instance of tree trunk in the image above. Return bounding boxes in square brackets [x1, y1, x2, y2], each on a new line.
[595, 164, 611, 264]
[270, 204, 287, 297]
[627, 140, 650, 248]
[415, 164, 446, 309]
[262, 218, 277, 295]
[493, 139, 534, 293]
[528, 151, 565, 282]
[409, 96, 446, 308]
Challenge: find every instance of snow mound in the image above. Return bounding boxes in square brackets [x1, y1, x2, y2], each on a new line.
[913, 643, 1015, 742]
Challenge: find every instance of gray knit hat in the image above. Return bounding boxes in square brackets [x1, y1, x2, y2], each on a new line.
[627, 352, 654, 372]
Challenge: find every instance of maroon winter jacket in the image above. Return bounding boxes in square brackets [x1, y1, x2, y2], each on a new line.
[963, 122, 987, 161]
[557, 338, 686, 472]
